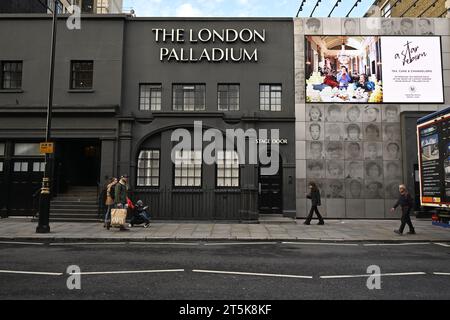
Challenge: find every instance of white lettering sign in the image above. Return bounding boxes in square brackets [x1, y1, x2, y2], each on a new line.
[152, 28, 266, 63]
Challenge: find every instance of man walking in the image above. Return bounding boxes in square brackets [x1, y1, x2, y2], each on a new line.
[390, 184, 416, 235]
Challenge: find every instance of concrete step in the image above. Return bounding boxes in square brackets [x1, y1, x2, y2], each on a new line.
[52, 197, 98, 202]
[51, 200, 98, 205]
[49, 213, 100, 219]
[33, 217, 102, 223]
[51, 204, 98, 210]
[50, 210, 98, 215]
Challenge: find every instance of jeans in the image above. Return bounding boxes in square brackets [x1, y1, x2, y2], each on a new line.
[104, 205, 112, 224]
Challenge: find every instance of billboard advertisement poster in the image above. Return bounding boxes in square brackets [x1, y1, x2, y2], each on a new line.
[305, 36, 443, 104]
[381, 36, 444, 103]
[417, 108, 450, 208]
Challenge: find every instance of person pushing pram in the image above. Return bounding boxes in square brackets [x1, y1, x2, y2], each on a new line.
[128, 200, 151, 228]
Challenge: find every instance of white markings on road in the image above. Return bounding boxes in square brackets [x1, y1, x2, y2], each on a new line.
[282, 242, 359, 246]
[128, 242, 200, 246]
[204, 242, 277, 246]
[192, 269, 313, 279]
[434, 243, 450, 248]
[0, 270, 63, 276]
[49, 242, 129, 246]
[433, 272, 450, 276]
[363, 243, 431, 246]
[0, 241, 44, 245]
[71, 269, 185, 276]
[320, 272, 426, 279]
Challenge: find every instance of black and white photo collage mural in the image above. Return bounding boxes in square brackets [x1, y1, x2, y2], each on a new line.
[305, 104, 402, 202]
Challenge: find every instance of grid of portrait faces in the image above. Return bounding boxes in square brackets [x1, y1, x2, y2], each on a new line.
[306, 104, 402, 200]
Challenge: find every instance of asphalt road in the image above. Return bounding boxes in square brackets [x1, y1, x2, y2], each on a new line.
[0, 241, 449, 300]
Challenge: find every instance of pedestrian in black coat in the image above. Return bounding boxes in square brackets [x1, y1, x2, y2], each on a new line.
[304, 182, 324, 225]
[390, 184, 416, 235]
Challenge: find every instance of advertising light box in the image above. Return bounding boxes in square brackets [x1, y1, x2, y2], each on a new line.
[417, 107, 450, 208]
[305, 35, 444, 104]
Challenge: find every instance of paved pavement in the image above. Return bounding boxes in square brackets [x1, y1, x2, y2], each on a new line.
[0, 217, 449, 242]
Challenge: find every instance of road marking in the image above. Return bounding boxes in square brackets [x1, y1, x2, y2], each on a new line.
[363, 243, 431, 246]
[71, 269, 185, 275]
[434, 243, 450, 248]
[282, 242, 359, 246]
[433, 272, 450, 276]
[0, 241, 44, 245]
[192, 269, 313, 279]
[204, 242, 277, 246]
[128, 242, 200, 246]
[49, 242, 129, 246]
[320, 272, 426, 279]
[0, 270, 62, 276]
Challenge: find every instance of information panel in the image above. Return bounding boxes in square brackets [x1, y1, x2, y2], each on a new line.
[417, 108, 450, 208]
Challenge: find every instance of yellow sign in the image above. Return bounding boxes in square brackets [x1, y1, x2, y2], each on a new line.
[40, 142, 54, 154]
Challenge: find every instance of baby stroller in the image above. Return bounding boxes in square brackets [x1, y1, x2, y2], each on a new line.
[129, 200, 151, 228]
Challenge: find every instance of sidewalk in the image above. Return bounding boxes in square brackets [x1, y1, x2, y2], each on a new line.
[0, 218, 449, 242]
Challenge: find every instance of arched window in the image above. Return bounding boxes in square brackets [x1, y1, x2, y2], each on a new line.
[137, 150, 160, 187]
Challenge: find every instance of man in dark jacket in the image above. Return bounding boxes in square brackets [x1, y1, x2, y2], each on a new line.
[390, 184, 416, 235]
[304, 182, 324, 225]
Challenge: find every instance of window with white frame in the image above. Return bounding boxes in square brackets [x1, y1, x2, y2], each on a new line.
[1, 61, 23, 90]
[217, 151, 239, 187]
[137, 150, 160, 187]
[174, 150, 202, 187]
[13, 162, 28, 172]
[139, 84, 162, 111]
[173, 84, 205, 111]
[33, 162, 46, 172]
[218, 84, 239, 111]
[260, 84, 282, 111]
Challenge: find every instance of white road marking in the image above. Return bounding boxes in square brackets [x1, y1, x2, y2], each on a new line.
[49, 242, 129, 246]
[71, 269, 185, 275]
[363, 243, 431, 246]
[128, 242, 200, 246]
[192, 269, 313, 279]
[0, 270, 62, 276]
[320, 272, 426, 279]
[282, 242, 359, 246]
[433, 272, 450, 276]
[434, 243, 450, 248]
[204, 242, 277, 246]
[0, 241, 44, 245]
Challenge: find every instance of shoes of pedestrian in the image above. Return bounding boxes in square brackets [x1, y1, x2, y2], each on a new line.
[407, 231, 416, 235]
[128, 223, 133, 228]
[394, 229, 402, 235]
[303, 221, 310, 225]
[144, 223, 150, 228]
[317, 221, 324, 225]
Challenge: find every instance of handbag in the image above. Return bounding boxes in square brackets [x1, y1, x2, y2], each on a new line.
[110, 208, 127, 227]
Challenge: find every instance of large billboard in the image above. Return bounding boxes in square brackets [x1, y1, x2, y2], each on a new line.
[305, 35, 444, 104]
[417, 107, 450, 208]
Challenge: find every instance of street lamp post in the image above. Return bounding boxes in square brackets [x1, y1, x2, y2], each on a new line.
[36, 0, 59, 233]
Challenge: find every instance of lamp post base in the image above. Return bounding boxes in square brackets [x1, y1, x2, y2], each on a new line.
[36, 225, 51, 233]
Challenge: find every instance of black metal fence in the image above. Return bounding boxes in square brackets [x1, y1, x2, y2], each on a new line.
[126, 188, 258, 221]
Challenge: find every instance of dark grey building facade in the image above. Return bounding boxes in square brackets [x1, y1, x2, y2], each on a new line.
[0, 15, 296, 221]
